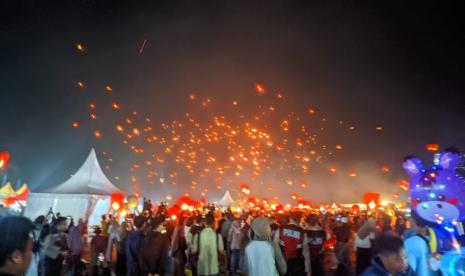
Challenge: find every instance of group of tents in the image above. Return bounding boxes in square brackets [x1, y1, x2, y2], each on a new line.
[0, 148, 238, 225]
[0, 148, 124, 225]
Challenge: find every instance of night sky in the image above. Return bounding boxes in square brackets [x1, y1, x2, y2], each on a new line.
[1, 1, 465, 203]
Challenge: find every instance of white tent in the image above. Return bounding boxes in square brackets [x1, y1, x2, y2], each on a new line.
[25, 148, 124, 225]
[218, 190, 235, 206]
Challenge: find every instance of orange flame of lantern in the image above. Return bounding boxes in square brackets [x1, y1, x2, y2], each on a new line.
[255, 83, 265, 95]
[307, 107, 316, 115]
[426, 144, 439, 152]
[0, 151, 10, 170]
[381, 165, 390, 173]
[75, 43, 85, 53]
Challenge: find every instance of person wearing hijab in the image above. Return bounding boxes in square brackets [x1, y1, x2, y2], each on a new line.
[243, 217, 287, 276]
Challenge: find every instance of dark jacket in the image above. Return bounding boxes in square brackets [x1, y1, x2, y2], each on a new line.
[333, 224, 351, 243]
[125, 231, 144, 274]
[138, 231, 170, 276]
[361, 256, 414, 276]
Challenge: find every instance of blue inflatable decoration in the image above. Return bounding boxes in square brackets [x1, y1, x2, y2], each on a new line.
[403, 148, 465, 275]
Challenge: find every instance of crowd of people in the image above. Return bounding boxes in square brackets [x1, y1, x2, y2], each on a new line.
[0, 202, 440, 276]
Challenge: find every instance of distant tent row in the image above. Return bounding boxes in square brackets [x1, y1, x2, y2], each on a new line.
[21, 147, 239, 225]
[25, 148, 124, 225]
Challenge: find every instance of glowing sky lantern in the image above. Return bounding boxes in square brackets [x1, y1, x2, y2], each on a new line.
[280, 120, 289, 132]
[240, 183, 251, 195]
[90, 113, 97, 120]
[112, 102, 121, 110]
[75, 43, 85, 53]
[132, 128, 140, 136]
[0, 151, 10, 170]
[381, 165, 390, 173]
[398, 179, 409, 191]
[105, 85, 113, 93]
[77, 81, 85, 88]
[297, 199, 313, 209]
[307, 107, 316, 115]
[255, 82, 265, 95]
[72, 121, 80, 128]
[89, 103, 96, 109]
[426, 143, 439, 152]
[111, 193, 124, 210]
[111, 202, 120, 210]
[348, 171, 357, 177]
[329, 167, 337, 173]
[68, 76, 394, 197]
[127, 195, 138, 208]
[364, 192, 380, 209]
[94, 130, 102, 138]
[351, 204, 360, 213]
[375, 126, 383, 132]
[116, 124, 124, 132]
